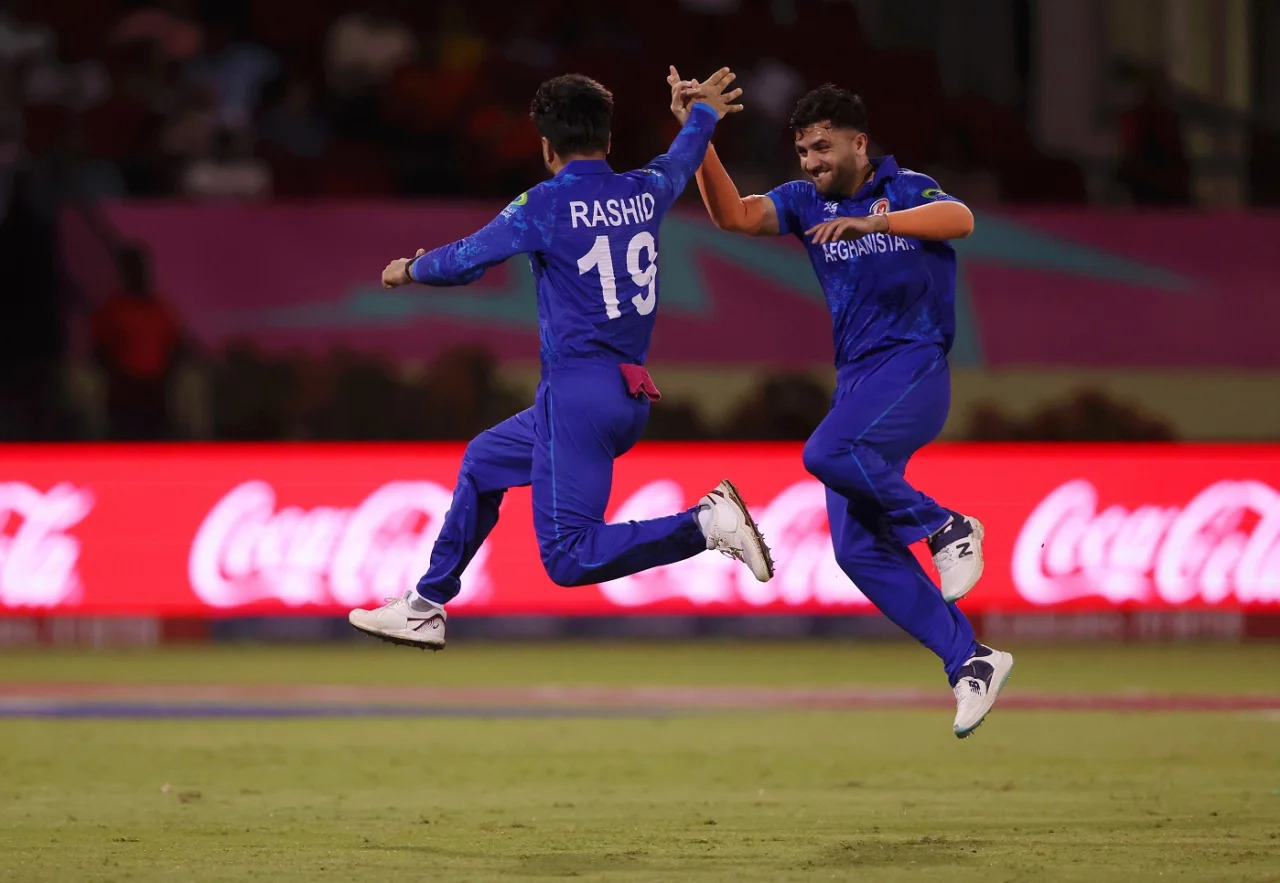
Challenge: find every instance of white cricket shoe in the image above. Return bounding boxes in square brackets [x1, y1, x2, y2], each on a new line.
[348, 591, 447, 650]
[700, 479, 774, 582]
[928, 510, 985, 602]
[952, 644, 1014, 739]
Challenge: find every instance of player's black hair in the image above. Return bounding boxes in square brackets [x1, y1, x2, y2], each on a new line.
[790, 85, 868, 134]
[530, 74, 613, 157]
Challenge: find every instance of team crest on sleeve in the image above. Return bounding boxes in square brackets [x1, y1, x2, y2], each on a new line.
[922, 187, 947, 199]
[869, 197, 890, 216]
[501, 191, 529, 218]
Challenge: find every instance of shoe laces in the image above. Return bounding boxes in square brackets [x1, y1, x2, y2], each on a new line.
[933, 545, 958, 573]
[705, 497, 747, 561]
[712, 541, 745, 563]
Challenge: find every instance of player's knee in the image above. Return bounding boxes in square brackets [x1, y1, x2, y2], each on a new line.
[803, 433, 877, 495]
[540, 547, 589, 588]
[459, 437, 487, 472]
[802, 433, 837, 483]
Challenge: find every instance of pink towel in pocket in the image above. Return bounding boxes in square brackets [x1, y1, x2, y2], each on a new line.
[619, 364, 662, 402]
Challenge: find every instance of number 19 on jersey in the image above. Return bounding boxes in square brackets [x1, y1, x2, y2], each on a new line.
[577, 231, 657, 319]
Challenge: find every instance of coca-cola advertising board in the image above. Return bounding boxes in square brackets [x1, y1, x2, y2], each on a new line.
[1, 443, 1278, 617]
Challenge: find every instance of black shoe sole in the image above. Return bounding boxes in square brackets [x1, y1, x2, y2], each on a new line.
[350, 623, 445, 651]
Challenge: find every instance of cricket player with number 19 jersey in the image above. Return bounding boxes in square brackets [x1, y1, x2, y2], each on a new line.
[349, 70, 775, 650]
[670, 72, 1013, 739]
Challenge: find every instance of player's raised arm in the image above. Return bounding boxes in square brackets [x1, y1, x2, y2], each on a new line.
[699, 146, 781, 236]
[666, 67, 779, 237]
[642, 67, 741, 206]
[381, 191, 551, 289]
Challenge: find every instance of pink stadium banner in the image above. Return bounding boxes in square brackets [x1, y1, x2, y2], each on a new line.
[61, 203, 1280, 369]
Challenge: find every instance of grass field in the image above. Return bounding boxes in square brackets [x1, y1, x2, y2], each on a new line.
[1, 642, 1278, 882]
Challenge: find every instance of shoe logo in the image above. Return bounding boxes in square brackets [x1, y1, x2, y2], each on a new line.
[410, 614, 444, 631]
[967, 679, 982, 695]
[957, 542, 972, 558]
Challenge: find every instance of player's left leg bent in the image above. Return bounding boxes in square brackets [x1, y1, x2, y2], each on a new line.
[532, 372, 702, 586]
[803, 344, 984, 601]
[531, 368, 770, 586]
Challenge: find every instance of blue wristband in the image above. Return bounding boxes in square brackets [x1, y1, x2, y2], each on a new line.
[689, 101, 718, 121]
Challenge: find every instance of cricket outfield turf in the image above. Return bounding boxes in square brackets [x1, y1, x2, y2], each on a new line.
[1, 642, 1277, 882]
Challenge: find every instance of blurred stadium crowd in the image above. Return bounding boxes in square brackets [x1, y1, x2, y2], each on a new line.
[1, 0, 1120, 202]
[0, 0, 1203, 442]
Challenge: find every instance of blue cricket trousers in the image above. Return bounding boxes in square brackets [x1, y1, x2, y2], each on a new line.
[416, 361, 706, 602]
[802, 343, 977, 681]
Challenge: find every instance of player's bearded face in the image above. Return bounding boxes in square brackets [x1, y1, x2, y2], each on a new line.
[795, 124, 867, 197]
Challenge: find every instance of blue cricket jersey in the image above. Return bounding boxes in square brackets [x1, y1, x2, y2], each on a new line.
[409, 103, 720, 370]
[767, 155, 962, 369]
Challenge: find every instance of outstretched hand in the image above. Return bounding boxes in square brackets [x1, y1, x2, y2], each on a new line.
[667, 65, 743, 122]
[383, 247, 426, 289]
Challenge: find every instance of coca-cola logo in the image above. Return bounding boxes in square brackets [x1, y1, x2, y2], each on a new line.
[0, 482, 94, 607]
[189, 481, 491, 608]
[600, 479, 873, 608]
[1014, 479, 1280, 606]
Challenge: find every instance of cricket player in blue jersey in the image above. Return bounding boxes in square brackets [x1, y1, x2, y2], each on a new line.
[670, 73, 1012, 738]
[349, 70, 774, 649]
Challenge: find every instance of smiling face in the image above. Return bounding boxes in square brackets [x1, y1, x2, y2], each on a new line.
[788, 85, 873, 198]
[793, 122, 869, 198]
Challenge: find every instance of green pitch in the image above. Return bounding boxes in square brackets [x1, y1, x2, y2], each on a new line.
[1, 642, 1277, 882]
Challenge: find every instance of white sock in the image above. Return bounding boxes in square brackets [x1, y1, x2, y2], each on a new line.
[695, 501, 714, 537]
[406, 592, 443, 613]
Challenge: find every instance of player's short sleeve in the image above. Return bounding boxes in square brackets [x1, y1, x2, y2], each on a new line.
[766, 180, 809, 237]
[895, 172, 965, 211]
